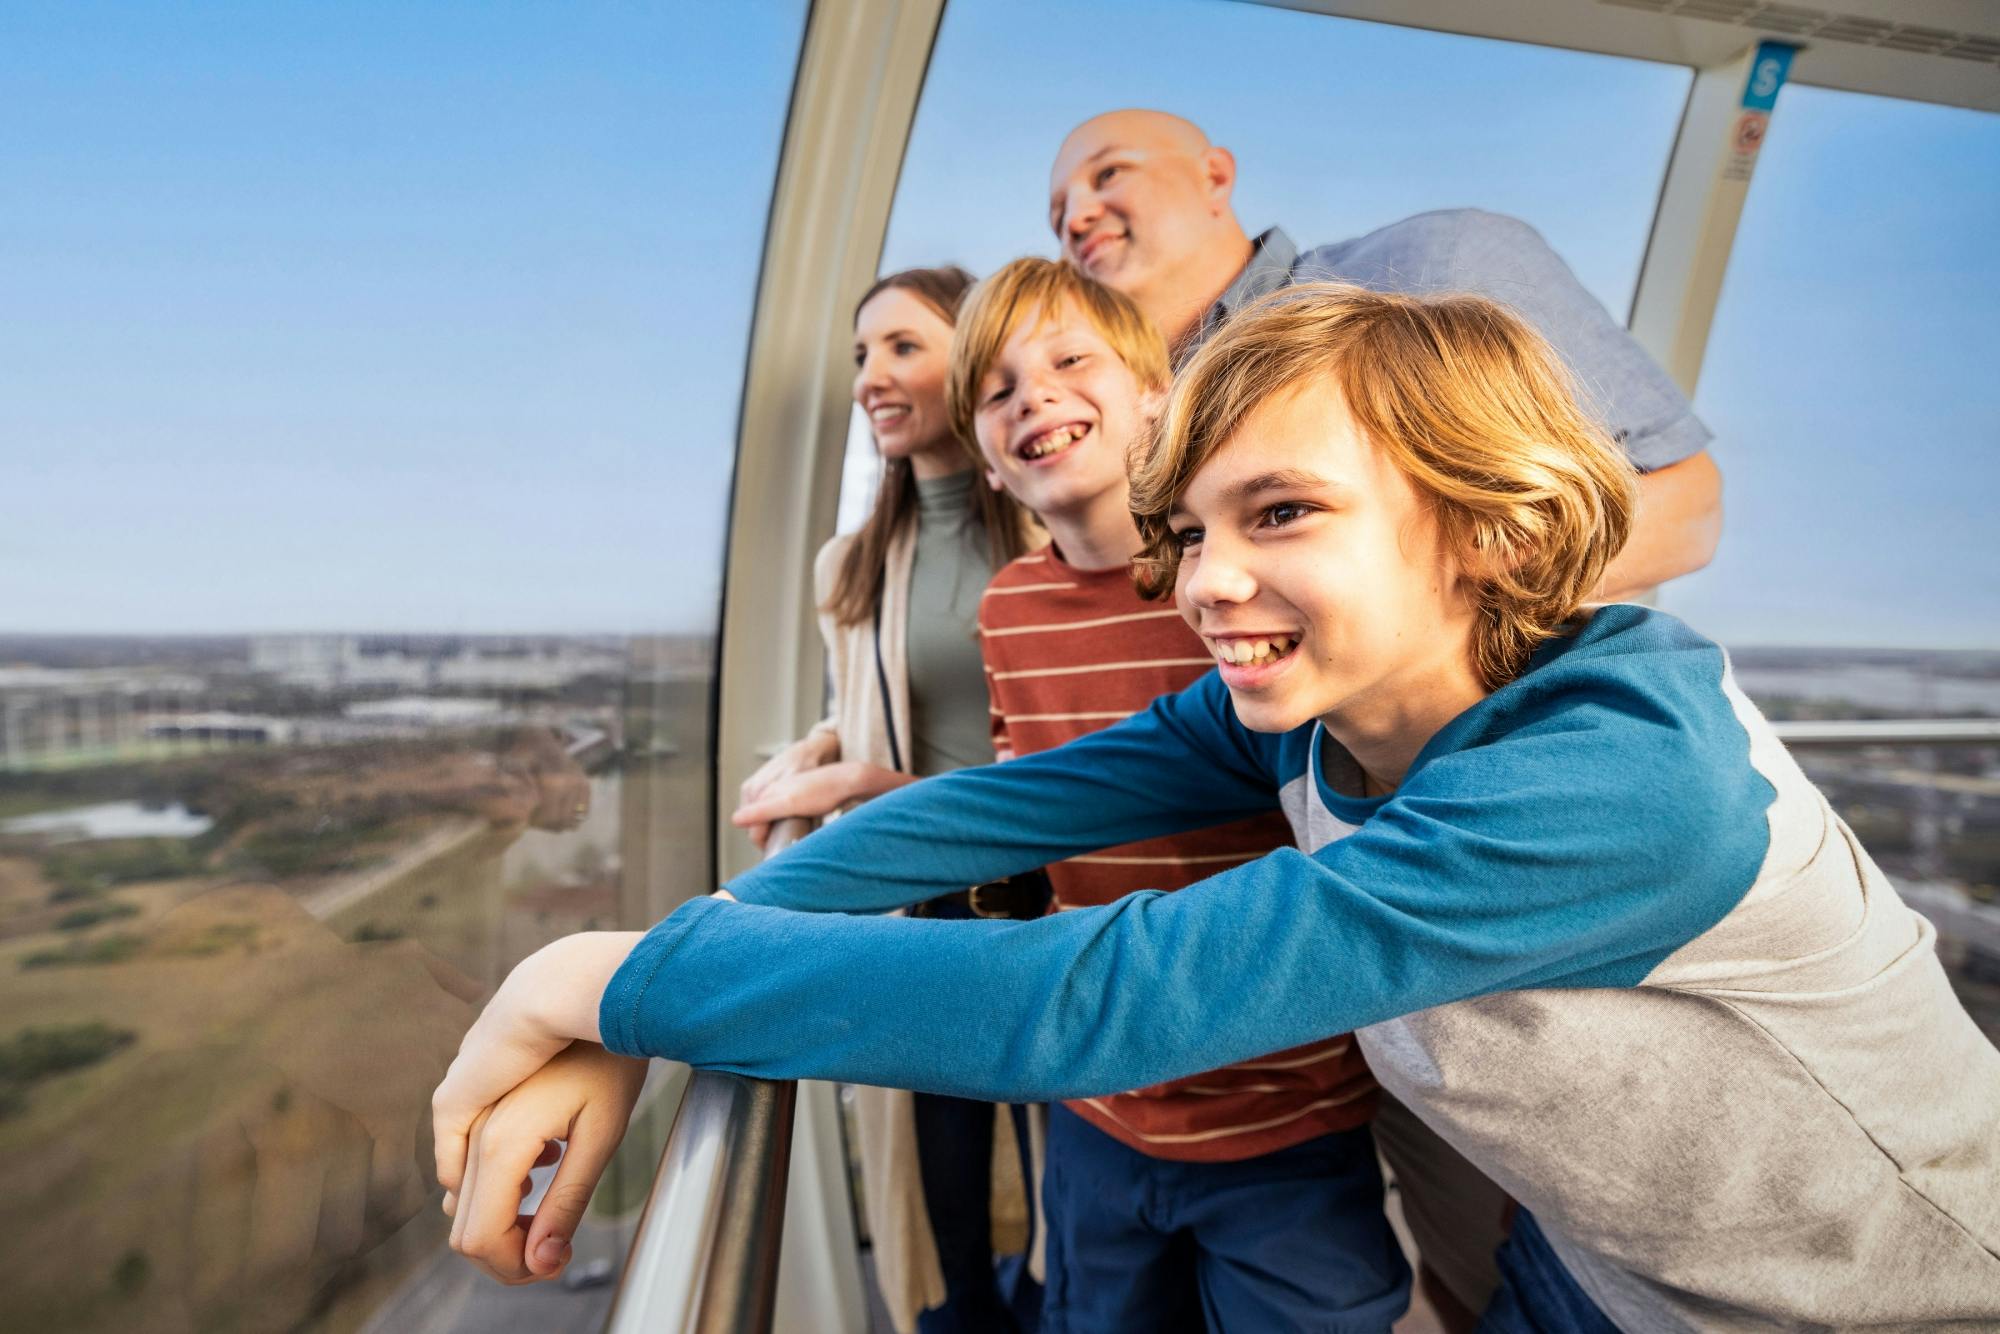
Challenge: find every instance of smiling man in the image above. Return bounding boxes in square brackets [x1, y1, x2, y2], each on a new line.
[1048, 108, 1723, 606]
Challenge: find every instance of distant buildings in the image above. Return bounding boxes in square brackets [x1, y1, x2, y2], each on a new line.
[0, 665, 206, 772]
[1, 633, 708, 771]
[248, 634, 627, 692]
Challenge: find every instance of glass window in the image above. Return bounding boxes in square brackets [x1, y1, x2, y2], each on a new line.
[0, 5, 803, 1330]
[839, 0, 1691, 529]
[1671, 84, 2000, 1045]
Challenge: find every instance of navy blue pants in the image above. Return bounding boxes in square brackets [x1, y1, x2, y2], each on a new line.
[1040, 1103, 1411, 1333]
[1474, 1211, 1618, 1333]
[913, 1092, 1040, 1334]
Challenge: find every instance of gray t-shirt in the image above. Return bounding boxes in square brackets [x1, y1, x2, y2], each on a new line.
[904, 469, 996, 777]
[1195, 216, 1711, 473]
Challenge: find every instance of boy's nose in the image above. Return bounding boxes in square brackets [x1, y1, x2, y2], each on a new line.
[1183, 545, 1256, 608]
[1014, 379, 1057, 416]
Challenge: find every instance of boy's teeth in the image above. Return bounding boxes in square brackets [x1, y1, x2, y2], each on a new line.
[1029, 425, 1082, 457]
[1219, 635, 1295, 666]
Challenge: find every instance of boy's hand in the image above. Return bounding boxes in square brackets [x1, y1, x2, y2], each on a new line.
[443, 1042, 648, 1283]
[432, 932, 645, 1209]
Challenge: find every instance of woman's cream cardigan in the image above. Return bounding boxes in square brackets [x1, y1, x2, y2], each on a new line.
[804, 523, 1043, 1333]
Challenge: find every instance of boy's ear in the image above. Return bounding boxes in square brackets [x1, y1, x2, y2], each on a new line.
[1456, 523, 1524, 585]
[1139, 381, 1169, 423]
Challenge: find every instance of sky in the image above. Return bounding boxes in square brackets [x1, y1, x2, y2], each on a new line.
[6, 0, 1997, 646]
[4, 1, 804, 636]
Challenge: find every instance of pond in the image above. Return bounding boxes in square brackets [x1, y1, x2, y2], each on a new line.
[0, 800, 215, 843]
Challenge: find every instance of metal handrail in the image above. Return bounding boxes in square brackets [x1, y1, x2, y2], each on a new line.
[604, 817, 811, 1334]
[1770, 718, 2000, 747]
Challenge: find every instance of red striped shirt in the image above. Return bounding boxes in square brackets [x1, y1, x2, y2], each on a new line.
[978, 547, 1377, 1161]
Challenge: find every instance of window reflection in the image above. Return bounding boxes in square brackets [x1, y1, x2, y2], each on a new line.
[1, 3, 803, 1329]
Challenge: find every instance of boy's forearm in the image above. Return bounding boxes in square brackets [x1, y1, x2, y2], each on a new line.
[728, 679, 1279, 914]
[604, 853, 1395, 1100]
[529, 931, 648, 1046]
[598, 893, 1263, 1098]
[599, 715, 1741, 1101]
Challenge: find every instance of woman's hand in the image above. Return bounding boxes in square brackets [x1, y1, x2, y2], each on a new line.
[443, 1042, 648, 1284]
[735, 733, 839, 847]
[730, 761, 915, 845]
[432, 931, 645, 1210]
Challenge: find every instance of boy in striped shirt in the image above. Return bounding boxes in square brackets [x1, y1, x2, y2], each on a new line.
[946, 257, 1405, 1331]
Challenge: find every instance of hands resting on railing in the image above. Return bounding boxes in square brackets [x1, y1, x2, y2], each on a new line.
[432, 934, 653, 1285]
[429, 816, 793, 1286]
[733, 733, 913, 850]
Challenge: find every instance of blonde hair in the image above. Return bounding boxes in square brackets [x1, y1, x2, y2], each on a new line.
[946, 257, 1170, 457]
[1130, 283, 1636, 690]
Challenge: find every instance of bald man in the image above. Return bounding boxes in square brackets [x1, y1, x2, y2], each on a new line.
[1049, 109, 1723, 606]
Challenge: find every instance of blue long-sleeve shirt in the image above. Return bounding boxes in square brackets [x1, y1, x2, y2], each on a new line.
[603, 607, 1764, 1095]
[601, 605, 2000, 1328]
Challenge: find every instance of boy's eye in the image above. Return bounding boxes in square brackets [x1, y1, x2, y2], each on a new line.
[1259, 501, 1313, 529]
[1096, 164, 1121, 188]
[1056, 353, 1085, 369]
[983, 384, 1012, 407]
[1170, 526, 1203, 552]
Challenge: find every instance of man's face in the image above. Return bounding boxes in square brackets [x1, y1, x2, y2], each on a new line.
[1168, 377, 1480, 735]
[972, 299, 1154, 523]
[1049, 115, 1224, 306]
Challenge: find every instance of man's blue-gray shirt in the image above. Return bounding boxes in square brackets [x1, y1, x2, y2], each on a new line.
[1198, 215, 1710, 473]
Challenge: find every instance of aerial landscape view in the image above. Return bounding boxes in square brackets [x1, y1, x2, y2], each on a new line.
[0, 633, 713, 1332]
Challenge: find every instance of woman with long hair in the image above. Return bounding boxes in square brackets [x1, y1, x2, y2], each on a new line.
[733, 266, 1040, 1334]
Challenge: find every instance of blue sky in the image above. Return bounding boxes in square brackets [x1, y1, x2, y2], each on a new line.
[6, 1, 1997, 645]
[4, 1, 804, 636]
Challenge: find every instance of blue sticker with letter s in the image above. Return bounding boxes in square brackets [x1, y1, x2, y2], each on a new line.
[1741, 41, 1795, 112]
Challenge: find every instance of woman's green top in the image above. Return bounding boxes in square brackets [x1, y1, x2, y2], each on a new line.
[904, 469, 997, 777]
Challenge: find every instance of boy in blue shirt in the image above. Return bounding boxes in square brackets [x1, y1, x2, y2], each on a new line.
[433, 285, 2000, 1328]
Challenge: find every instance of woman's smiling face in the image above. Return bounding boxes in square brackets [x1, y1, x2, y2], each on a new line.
[852, 287, 957, 462]
[1169, 375, 1484, 738]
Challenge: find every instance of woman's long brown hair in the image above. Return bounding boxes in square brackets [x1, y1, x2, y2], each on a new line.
[824, 266, 1032, 625]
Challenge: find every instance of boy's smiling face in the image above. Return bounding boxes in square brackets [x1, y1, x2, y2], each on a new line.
[1168, 375, 1484, 737]
[972, 298, 1158, 524]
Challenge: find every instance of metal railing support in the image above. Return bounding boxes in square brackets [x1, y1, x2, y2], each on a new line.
[606, 817, 862, 1334]
[1771, 718, 2000, 748]
[605, 1073, 798, 1334]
